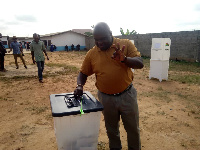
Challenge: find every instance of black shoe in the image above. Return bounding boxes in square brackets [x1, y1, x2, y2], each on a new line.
[16, 67, 19, 69]
[24, 65, 27, 69]
[39, 80, 43, 83]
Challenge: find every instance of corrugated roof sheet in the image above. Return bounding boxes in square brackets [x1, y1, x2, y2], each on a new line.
[72, 29, 93, 35]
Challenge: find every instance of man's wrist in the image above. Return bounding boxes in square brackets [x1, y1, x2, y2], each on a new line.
[76, 84, 83, 88]
[121, 56, 127, 63]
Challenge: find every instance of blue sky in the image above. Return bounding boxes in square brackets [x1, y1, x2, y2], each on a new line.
[1, 0, 200, 37]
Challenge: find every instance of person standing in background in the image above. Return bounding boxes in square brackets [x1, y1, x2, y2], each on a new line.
[30, 33, 49, 83]
[71, 44, 74, 50]
[50, 43, 54, 52]
[27, 42, 30, 51]
[65, 45, 68, 51]
[0, 33, 7, 72]
[76, 44, 80, 51]
[9, 36, 27, 69]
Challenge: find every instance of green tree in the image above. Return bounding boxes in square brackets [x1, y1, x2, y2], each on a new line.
[120, 27, 137, 35]
[84, 25, 94, 37]
[84, 32, 93, 37]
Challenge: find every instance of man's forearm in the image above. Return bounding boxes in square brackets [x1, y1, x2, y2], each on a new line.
[77, 72, 88, 86]
[43, 50, 48, 56]
[124, 57, 144, 69]
[31, 51, 34, 61]
[32, 56, 34, 61]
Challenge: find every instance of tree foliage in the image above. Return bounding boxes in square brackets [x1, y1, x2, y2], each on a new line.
[84, 32, 93, 37]
[120, 27, 137, 35]
[84, 25, 94, 37]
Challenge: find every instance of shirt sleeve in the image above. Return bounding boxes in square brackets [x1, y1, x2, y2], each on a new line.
[30, 43, 33, 51]
[42, 42, 45, 50]
[126, 40, 141, 57]
[80, 51, 93, 76]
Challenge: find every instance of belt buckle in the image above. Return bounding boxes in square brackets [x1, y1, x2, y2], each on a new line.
[109, 84, 132, 96]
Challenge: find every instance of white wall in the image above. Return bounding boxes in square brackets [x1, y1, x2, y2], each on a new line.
[22, 31, 86, 47]
[41, 36, 52, 41]
[51, 32, 86, 46]
[1, 36, 7, 42]
[24, 38, 34, 42]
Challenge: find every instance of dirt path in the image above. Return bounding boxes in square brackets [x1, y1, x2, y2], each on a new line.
[0, 51, 199, 150]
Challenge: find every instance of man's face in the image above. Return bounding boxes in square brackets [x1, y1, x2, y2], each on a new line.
[34, 37, 39, 43]
[94, 32, 112, 51]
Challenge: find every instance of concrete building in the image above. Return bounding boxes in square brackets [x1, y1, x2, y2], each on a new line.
[40, 30, 90, 51]
[2, 29, 93, 51]
[0, 36, 9, 48]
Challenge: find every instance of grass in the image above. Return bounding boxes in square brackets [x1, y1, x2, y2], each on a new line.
[20, 124, 35, 137]
[141, 91, 172, 103]
[170, 74, 200, 85]
[0, 96, 8, 101]
[0, 75, 37, 82]
[169, 60, 200, 73]
[0, 63, 79, 82]
[142, 57, 200, 73]
[25, 106, 48, 115]
[142, 57, 200, 85]
[156, 110, 166, 115]
[175, 92, 200, 114]
[3, 53, 199, 85]
[45, 63, 79, 74]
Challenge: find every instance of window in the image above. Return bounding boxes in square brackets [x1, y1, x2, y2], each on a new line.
[48, 40, 51, 46]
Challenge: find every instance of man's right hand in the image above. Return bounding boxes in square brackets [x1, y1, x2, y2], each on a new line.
[74, 85, 83, 99]
[33, 60, 36, 64]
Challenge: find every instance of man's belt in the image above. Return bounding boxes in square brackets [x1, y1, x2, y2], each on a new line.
[103, 84, 133, 96]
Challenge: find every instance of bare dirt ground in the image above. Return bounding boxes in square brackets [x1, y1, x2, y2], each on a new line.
[0, 51, 199, 150]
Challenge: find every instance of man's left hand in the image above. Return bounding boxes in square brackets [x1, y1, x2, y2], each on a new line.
[111, 42, 126, 62]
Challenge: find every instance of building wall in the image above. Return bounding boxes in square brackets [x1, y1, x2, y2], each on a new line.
[110, 30, 200, 62]
[115, 30, 200, 62]
[41, 37, 52, 41]
[50, 32, 86, 51]
[21, 32, 86, 51]
[85, 36, 95, 50]
[1, 36, 8, 48]
[24, 39, 34, 43]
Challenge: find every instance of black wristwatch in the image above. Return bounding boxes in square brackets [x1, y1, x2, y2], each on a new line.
[76, 84, 83, 88]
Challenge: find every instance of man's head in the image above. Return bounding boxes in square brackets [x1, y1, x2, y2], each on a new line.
[93, 22, 113, 51]
[12, 36, 17, 42]
[33, 33, 39, 43]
